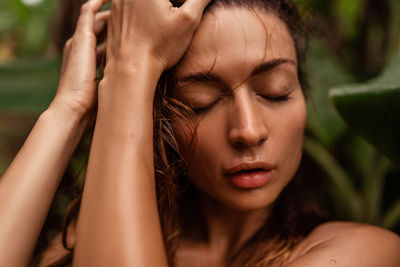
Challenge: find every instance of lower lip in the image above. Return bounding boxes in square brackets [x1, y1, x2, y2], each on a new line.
[228, 170, 271, 189]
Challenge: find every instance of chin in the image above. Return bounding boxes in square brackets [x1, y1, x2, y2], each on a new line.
[217, 189, 281, 212]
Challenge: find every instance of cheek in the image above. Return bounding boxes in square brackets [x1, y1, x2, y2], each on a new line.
[286, 100, 306, 142]
[293, 99, 307, 143]
[174, 113, 226, 189]
[185, 118, 222, 167]
[276, 98, 307, 170]
[174, 118, 215, 175]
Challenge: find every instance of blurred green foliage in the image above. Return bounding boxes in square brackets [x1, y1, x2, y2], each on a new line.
[0, 58, 60, 112]
[0, 0, 57, 57]
[296, 0, 400, 230]
[331, 52, 400, 165]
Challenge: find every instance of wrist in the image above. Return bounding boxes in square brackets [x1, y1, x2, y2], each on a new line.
[104, 51, 165, 79]
[99, 55, 165, 110]
[44, 101, 92, 134]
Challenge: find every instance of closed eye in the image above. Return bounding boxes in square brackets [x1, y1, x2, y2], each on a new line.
[262, 94, 291, 102]
[192, 106, 211, 114]
[191, 100, 219, 114]
[189, 95, 228, 114]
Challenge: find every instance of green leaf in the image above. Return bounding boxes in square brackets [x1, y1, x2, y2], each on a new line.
[329, 52, 400, 165]
[362, 154, 390, 223]
[305, 38, 355, 146]
[333, 0, 365, 40]
[382, 198, 400, 229]
[303, 137, 362, 220]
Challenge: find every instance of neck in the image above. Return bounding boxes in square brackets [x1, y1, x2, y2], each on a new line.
[181, 188, 272, 261]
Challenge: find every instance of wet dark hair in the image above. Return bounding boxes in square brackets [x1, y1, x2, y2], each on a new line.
[40, 1, 326, 266]
[156, 2, 325, 266]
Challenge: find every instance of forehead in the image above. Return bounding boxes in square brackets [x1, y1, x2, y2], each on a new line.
[174, 7, 297, 85]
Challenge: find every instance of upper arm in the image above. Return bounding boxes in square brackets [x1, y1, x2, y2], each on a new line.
[286, 222, 400, 267]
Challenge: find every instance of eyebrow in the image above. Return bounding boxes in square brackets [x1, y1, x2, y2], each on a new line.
[176, 58, 296, 84]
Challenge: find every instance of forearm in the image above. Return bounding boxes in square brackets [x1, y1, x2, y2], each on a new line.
[0, 104, 89, 267]
[73, 60, 168, 267]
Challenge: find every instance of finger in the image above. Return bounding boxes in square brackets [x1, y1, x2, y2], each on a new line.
[96, 42, 107, 57]
[75, 0, 110, 35]
[61, 39, 72, 75]
[180, 0, 212, 17]
[94, 10, 110, 35]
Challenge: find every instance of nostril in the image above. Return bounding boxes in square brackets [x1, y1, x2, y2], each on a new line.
[230, 130, 267, 148]
[255, 138, 266, 147]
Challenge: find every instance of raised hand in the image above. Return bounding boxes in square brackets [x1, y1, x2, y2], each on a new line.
[72, 1, 212, 267]
[105, 0, 212, 74]
[0, 3, 114, 267]
[52, 0, 110, 116]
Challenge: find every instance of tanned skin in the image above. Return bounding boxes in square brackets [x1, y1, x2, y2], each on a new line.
[0, 0, 210, 266]
[0, 1, 399, 267]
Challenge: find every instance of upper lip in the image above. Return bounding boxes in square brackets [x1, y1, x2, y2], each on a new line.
[224, 161, 275, 175]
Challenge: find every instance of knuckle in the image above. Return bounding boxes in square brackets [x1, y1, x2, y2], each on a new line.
[180, 10, 197, 24]
[75, 31, 96, 45]
[69, 37, 82, 52]
[65, 38, 72, 47]
[80, 2, 92, 14]
[86, 33, 96, 45]
[71, 36, 78, 45]
[63, 38, 72, 51]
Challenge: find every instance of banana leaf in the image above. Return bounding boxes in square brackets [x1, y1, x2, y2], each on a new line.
[329, 52, 400, 166]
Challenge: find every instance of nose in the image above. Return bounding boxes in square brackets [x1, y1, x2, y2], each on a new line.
[228, 91, 269, 148]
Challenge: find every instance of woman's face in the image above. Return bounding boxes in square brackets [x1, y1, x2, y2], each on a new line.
[173, 7, 306, 211]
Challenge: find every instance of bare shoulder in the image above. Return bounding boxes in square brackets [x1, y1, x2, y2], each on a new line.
[286, 221, 400, 267]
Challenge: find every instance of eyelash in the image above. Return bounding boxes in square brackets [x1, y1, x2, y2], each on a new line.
[191, 104, 214, 114]
[262, 94, 291, 102]
[191, 94, 291, 114]
[190, 98, 222, 114]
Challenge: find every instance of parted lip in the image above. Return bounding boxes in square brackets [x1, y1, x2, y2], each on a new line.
[224, 161, 275, 175]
